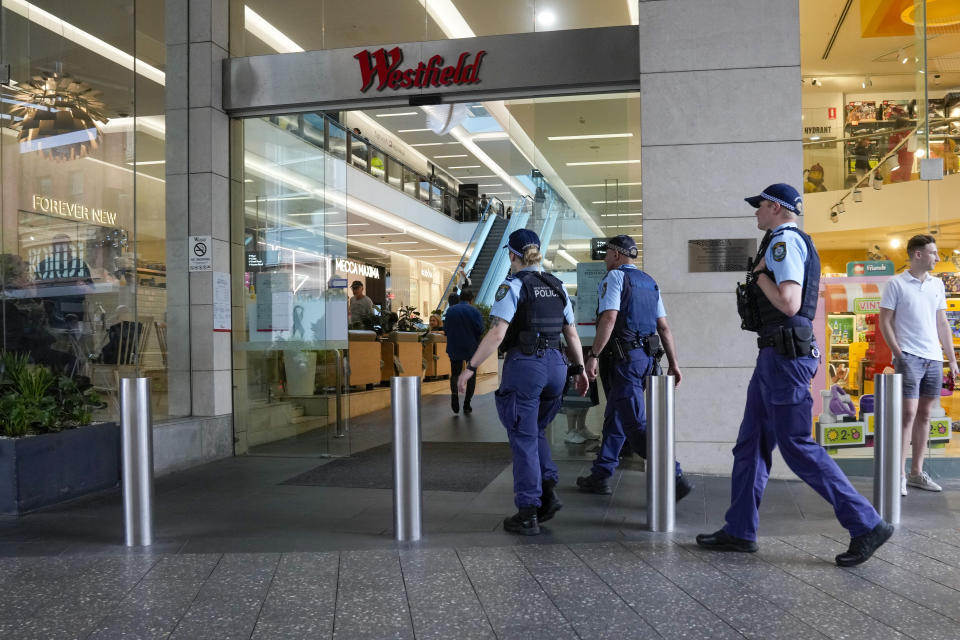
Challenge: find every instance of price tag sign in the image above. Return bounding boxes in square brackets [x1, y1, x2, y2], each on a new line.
[929, 417, 951, 442]
[818, 422, 866, 448]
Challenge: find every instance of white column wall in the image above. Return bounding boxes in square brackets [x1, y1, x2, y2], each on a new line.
[167, 0, 232, 418]
[638, 0, 803, 477]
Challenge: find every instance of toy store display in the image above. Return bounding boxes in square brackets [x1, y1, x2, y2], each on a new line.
[816, 384, 866, 448]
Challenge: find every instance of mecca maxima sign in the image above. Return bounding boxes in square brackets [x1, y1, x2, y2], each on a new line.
[224, 26, 640, 115]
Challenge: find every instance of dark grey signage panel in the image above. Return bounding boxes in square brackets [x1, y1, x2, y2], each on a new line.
[224, 26, 640, 116]
[590, 237, 609, 260]
[688, 239, 757, 273]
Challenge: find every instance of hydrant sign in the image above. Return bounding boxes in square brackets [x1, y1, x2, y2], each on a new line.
[189, 235, 212, 272]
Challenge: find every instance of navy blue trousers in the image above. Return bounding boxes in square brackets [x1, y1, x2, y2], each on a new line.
[723, 347, 881, 541]
[495, 349, 567, 509]
[591, 349, 682, 478]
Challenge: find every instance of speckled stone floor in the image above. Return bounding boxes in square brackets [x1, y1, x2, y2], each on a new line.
[0, 380, 958, 639]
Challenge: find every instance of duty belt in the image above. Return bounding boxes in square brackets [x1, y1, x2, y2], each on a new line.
[537, 336, 561, 350]
[757, 335, 778, 348]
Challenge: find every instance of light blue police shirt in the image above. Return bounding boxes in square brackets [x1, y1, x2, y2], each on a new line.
[766, 223, 807, 286]
[490, 266, 575, 324]
[597, 264, 666, 318]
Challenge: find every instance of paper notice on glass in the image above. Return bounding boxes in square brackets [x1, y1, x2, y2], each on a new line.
[576, 261, 608, 326]
[213, 271, 231, 332]
[256, 272, 293, 332]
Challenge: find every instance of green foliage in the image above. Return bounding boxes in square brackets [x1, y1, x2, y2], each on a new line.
[474, 302, 494, 332]
[394, 304, 426, 333]
[0, 353, 100, 438]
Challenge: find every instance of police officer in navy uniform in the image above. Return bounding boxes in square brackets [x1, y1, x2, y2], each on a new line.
[697, 183, 893, 567]
[576, 235, 693, 500]
[458, 229, 589, 535]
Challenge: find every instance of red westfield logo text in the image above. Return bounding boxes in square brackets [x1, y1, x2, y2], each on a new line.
[354, 47, 486, 92]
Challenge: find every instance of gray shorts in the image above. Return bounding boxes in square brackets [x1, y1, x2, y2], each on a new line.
[894, 352, 943, 399]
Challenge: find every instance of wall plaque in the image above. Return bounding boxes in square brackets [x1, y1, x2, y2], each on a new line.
[688, 238, 756, 273]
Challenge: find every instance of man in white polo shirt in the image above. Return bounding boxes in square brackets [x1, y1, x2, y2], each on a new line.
[879, 234, 959, 495]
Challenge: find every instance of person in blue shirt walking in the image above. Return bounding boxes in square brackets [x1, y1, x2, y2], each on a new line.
[576, 235, 693, 500]
[458, 229, 589, 535]
[443, 288, 484, 414]
[697, 183, 893, 567]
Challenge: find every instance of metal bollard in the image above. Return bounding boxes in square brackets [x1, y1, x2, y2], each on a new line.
[391, 376, 422, 541]
[646, 374, 675, 532]
[873, 373, 902, 524]
[120, 377, 154, 546]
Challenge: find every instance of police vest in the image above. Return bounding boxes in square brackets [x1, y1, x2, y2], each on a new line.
[501, 270, 566, 352]
[607, 267, 659, 341]
[753, 227, 820, 331]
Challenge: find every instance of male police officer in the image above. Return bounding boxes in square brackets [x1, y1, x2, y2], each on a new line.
[697, 184, 893, 567]
[576, 235, 693, 500]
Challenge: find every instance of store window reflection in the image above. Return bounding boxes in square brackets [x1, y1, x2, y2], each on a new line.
[0, 1, 174, 422]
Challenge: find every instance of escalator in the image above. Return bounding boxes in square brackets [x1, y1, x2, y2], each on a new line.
[466, 215, 508, 295]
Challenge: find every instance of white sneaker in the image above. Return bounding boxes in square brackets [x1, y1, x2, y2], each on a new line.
[564, 431, 586, 444]
[900, 475, 908, 497]
[907, 471, 943, 492]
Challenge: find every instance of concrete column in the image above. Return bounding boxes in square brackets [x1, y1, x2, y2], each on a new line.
[166, 0, 232, 418]
[638, 0, 802, 476]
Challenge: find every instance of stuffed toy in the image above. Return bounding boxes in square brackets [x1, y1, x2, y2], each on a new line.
[804, 163, 827, 193]
[829, 384, 857, 418]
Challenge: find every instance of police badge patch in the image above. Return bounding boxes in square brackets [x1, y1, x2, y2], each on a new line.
[495, 284, 510, 301]
[600, 282, 607, 298]
[772, 241, 787, 262]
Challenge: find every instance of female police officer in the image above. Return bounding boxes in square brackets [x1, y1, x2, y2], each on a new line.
[458, 229, 589, 535]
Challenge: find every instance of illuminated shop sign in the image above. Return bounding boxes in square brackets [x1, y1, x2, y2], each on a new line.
[846, 260, 894, 277]
[31, 194, 118, 227]
[421, 267, 433, 279]
[335, 257, 380, 279]
[354, 47, 486, 92]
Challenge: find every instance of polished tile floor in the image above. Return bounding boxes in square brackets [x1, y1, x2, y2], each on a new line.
[0, 380, 958, 639]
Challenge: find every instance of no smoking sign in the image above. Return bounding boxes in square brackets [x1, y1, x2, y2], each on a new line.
[189, 235, 212, 272]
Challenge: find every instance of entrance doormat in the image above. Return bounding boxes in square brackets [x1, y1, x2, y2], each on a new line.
[281, 441, 512, 493]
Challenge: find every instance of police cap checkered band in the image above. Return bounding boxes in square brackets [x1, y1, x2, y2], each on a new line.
[503, 228, 541, 257]
[605, 234, 638, 258]
[744, 183, 803, 215]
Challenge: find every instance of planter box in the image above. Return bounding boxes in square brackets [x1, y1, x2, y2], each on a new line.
[0, 422, 120, 516]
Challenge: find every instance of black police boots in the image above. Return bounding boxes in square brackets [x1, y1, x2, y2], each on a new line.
[835, 521, 894, 567]
[676, 473, 694, 502]
[538, 479, 563, 523]
[503, 506, 540, 536]
[576, 472, 612, 495]
[695, 529, 759, 553]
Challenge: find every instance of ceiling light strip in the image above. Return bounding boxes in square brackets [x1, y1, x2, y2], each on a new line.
[5, 0, 166, 85]
[547, 133, 633, 141]
[244, 6, 304, 52]
[567, 159, 641, 166]
[416, 0, 476, 38]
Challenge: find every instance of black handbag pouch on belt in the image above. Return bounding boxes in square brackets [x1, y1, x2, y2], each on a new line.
[773, 326, 814, 359]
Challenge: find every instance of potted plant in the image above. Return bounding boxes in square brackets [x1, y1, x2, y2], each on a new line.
[0, 352, 115, 516]
[394, 304, 429, 338]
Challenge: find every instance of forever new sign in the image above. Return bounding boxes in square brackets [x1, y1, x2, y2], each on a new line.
[354, 47, 486, 92]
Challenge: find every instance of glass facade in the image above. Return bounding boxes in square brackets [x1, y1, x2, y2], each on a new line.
[801, 1, 960, 462]
[0, 0, 178, 425]
[233, 86, 639, 457]
[229, 0, 635, 56]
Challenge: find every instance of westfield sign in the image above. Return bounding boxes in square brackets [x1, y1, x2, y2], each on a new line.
[354, 47, 486, 92]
